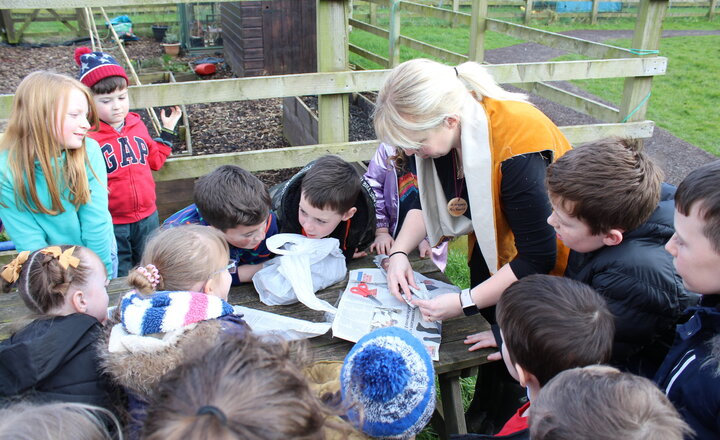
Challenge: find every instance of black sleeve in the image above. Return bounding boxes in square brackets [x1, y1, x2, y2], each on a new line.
[156, 127, 178, 148]
[500, 152, 557, 278]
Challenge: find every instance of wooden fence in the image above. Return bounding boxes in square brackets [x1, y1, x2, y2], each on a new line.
[0, 4, 179, 43]
[349, 0, 668, 127]
[401, 0, 717, 22]
[1, 0, 666, 178]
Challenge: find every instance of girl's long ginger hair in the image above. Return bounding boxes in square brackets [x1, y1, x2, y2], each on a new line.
[0, 71, 99, 214]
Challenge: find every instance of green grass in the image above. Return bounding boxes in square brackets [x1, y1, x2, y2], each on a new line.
[553, 35, 720, 156]
[415, 243, 473, 440]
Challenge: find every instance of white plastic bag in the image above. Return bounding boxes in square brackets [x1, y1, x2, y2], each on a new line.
[252, 233, 346, 314]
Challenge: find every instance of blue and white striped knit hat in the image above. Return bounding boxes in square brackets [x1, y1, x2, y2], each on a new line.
[340, 327, 436, 439]
[119, 290, 234, 336]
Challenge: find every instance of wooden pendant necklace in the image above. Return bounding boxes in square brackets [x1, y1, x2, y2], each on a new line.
[447, 149, 468, 217]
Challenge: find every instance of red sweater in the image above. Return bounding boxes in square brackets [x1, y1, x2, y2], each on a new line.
[89, 112, 171, 224]
[496, 401, 530, 436]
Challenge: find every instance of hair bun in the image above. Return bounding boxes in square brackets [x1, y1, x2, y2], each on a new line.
[74, 47, 92, 66]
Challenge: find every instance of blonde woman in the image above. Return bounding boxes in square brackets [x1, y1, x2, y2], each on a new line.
[0, 71, 114, 275]
[374, 58, 572, 432]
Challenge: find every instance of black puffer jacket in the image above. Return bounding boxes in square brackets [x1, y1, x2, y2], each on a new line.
[565, 184, 690, 377]
[271, 160, 376, 260]
[0, 313, 118, 410]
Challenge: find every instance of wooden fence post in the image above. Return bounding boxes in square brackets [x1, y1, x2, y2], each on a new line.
[317, 0, 350, 144]
[451, 0, 460, 27]
[369, 1, 378, 25]
[524, 0, 534, 24]
[1, 10, 17, 44]
[710, 0, 718, 19]
[75, 8, 88, 37]
[619, 0, 668, 144]
[468, 0, 488, 62]
[388, 0, 401, 67]
[591, 0, 600, 24]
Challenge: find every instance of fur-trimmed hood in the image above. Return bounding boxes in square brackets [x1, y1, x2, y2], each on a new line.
[97, 291, 249, 400]
[98, 318, 229, 399]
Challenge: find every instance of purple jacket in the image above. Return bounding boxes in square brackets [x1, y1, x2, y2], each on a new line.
[364, 143, 401, 234]
[364, 143, 448, 271]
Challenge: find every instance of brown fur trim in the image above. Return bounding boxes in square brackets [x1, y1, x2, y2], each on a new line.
[96, 320, 223, 399]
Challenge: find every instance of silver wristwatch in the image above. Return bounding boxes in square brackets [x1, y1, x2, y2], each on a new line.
[460, 288, 480, 316]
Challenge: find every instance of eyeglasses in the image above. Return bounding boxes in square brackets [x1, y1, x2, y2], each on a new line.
[212, 259, 237, 275]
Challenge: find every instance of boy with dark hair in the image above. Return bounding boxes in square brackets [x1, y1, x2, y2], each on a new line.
[530, 365, 692, 440]
[655, 160, 720, 439]
[545, 137, 688, 377]
[74, 47, 182, 276]
[457, 275, 614, 439]
[272, 155, 376, 260]
[163, 165, 278, 283]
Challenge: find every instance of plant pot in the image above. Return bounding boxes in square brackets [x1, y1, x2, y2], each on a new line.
[190, 36, 204, 48]
[162, 43, 181, 57]
[152, 25, 169, 43]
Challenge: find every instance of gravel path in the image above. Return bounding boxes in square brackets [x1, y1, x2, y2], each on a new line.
[486, 29, 720, 184]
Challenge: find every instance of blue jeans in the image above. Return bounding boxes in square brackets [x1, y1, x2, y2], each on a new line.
[113, 211, 159, 278]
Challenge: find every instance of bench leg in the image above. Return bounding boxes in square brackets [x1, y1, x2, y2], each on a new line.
[438, 371, 467, 437]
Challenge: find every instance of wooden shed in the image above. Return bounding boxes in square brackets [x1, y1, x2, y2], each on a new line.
[221, 0, 317, 77]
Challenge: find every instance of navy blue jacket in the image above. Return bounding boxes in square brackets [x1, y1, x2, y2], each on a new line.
[655, 295, 720, 439]
[565, 184, 689, 377]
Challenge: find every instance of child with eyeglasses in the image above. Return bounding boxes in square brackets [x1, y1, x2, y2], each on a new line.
[99, 224, 250, 436]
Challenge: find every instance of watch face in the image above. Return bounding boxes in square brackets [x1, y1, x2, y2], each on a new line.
[460, 290, 474, 308]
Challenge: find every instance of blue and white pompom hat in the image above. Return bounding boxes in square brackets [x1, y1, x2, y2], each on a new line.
[341, 326, 436, 439]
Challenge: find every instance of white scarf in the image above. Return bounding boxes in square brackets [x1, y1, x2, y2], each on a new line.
[417, 95, 499, 273]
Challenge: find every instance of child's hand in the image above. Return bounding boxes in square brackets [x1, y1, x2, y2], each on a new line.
[464, 330, 502, 361]
[370, 229, 394, 255]
[161, 106, 182, 130]
[418, 239, 431, 259]
[352, 248, 368, 259]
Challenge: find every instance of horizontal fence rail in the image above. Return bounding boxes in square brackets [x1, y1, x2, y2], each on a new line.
[0, 58, 666, 117]
[151, 119, 654, 181]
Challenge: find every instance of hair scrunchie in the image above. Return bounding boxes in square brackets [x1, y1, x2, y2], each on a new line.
[136, 264, 160, 289]
[196, 405, 227, 425]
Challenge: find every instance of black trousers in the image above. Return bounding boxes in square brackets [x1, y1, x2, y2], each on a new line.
[464, 240, 527, 435]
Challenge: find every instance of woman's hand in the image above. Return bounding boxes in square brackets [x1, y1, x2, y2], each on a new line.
[413, 292, 463, 322]
[370, 229, 394, 255]
[417, 239, 431, 258]
[464, 330, 502, 360]
[386, 253, 417, 302]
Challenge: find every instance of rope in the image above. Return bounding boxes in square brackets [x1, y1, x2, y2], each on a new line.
[629, 48, 660, 55]
[621, 92, 651, 123]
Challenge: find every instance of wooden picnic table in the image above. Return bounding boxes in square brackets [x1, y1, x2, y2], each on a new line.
[0, 253, 493, 438]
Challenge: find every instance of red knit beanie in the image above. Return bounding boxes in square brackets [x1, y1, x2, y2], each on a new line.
[74, 47, 129, 88]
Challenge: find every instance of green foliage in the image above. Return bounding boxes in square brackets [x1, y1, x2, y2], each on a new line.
[0, 231, 9, 242]
[163, 26, 180, 44]
[160, 54, 190, 73]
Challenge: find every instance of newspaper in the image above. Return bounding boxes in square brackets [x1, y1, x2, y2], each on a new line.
[331, 268, 460, 360]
